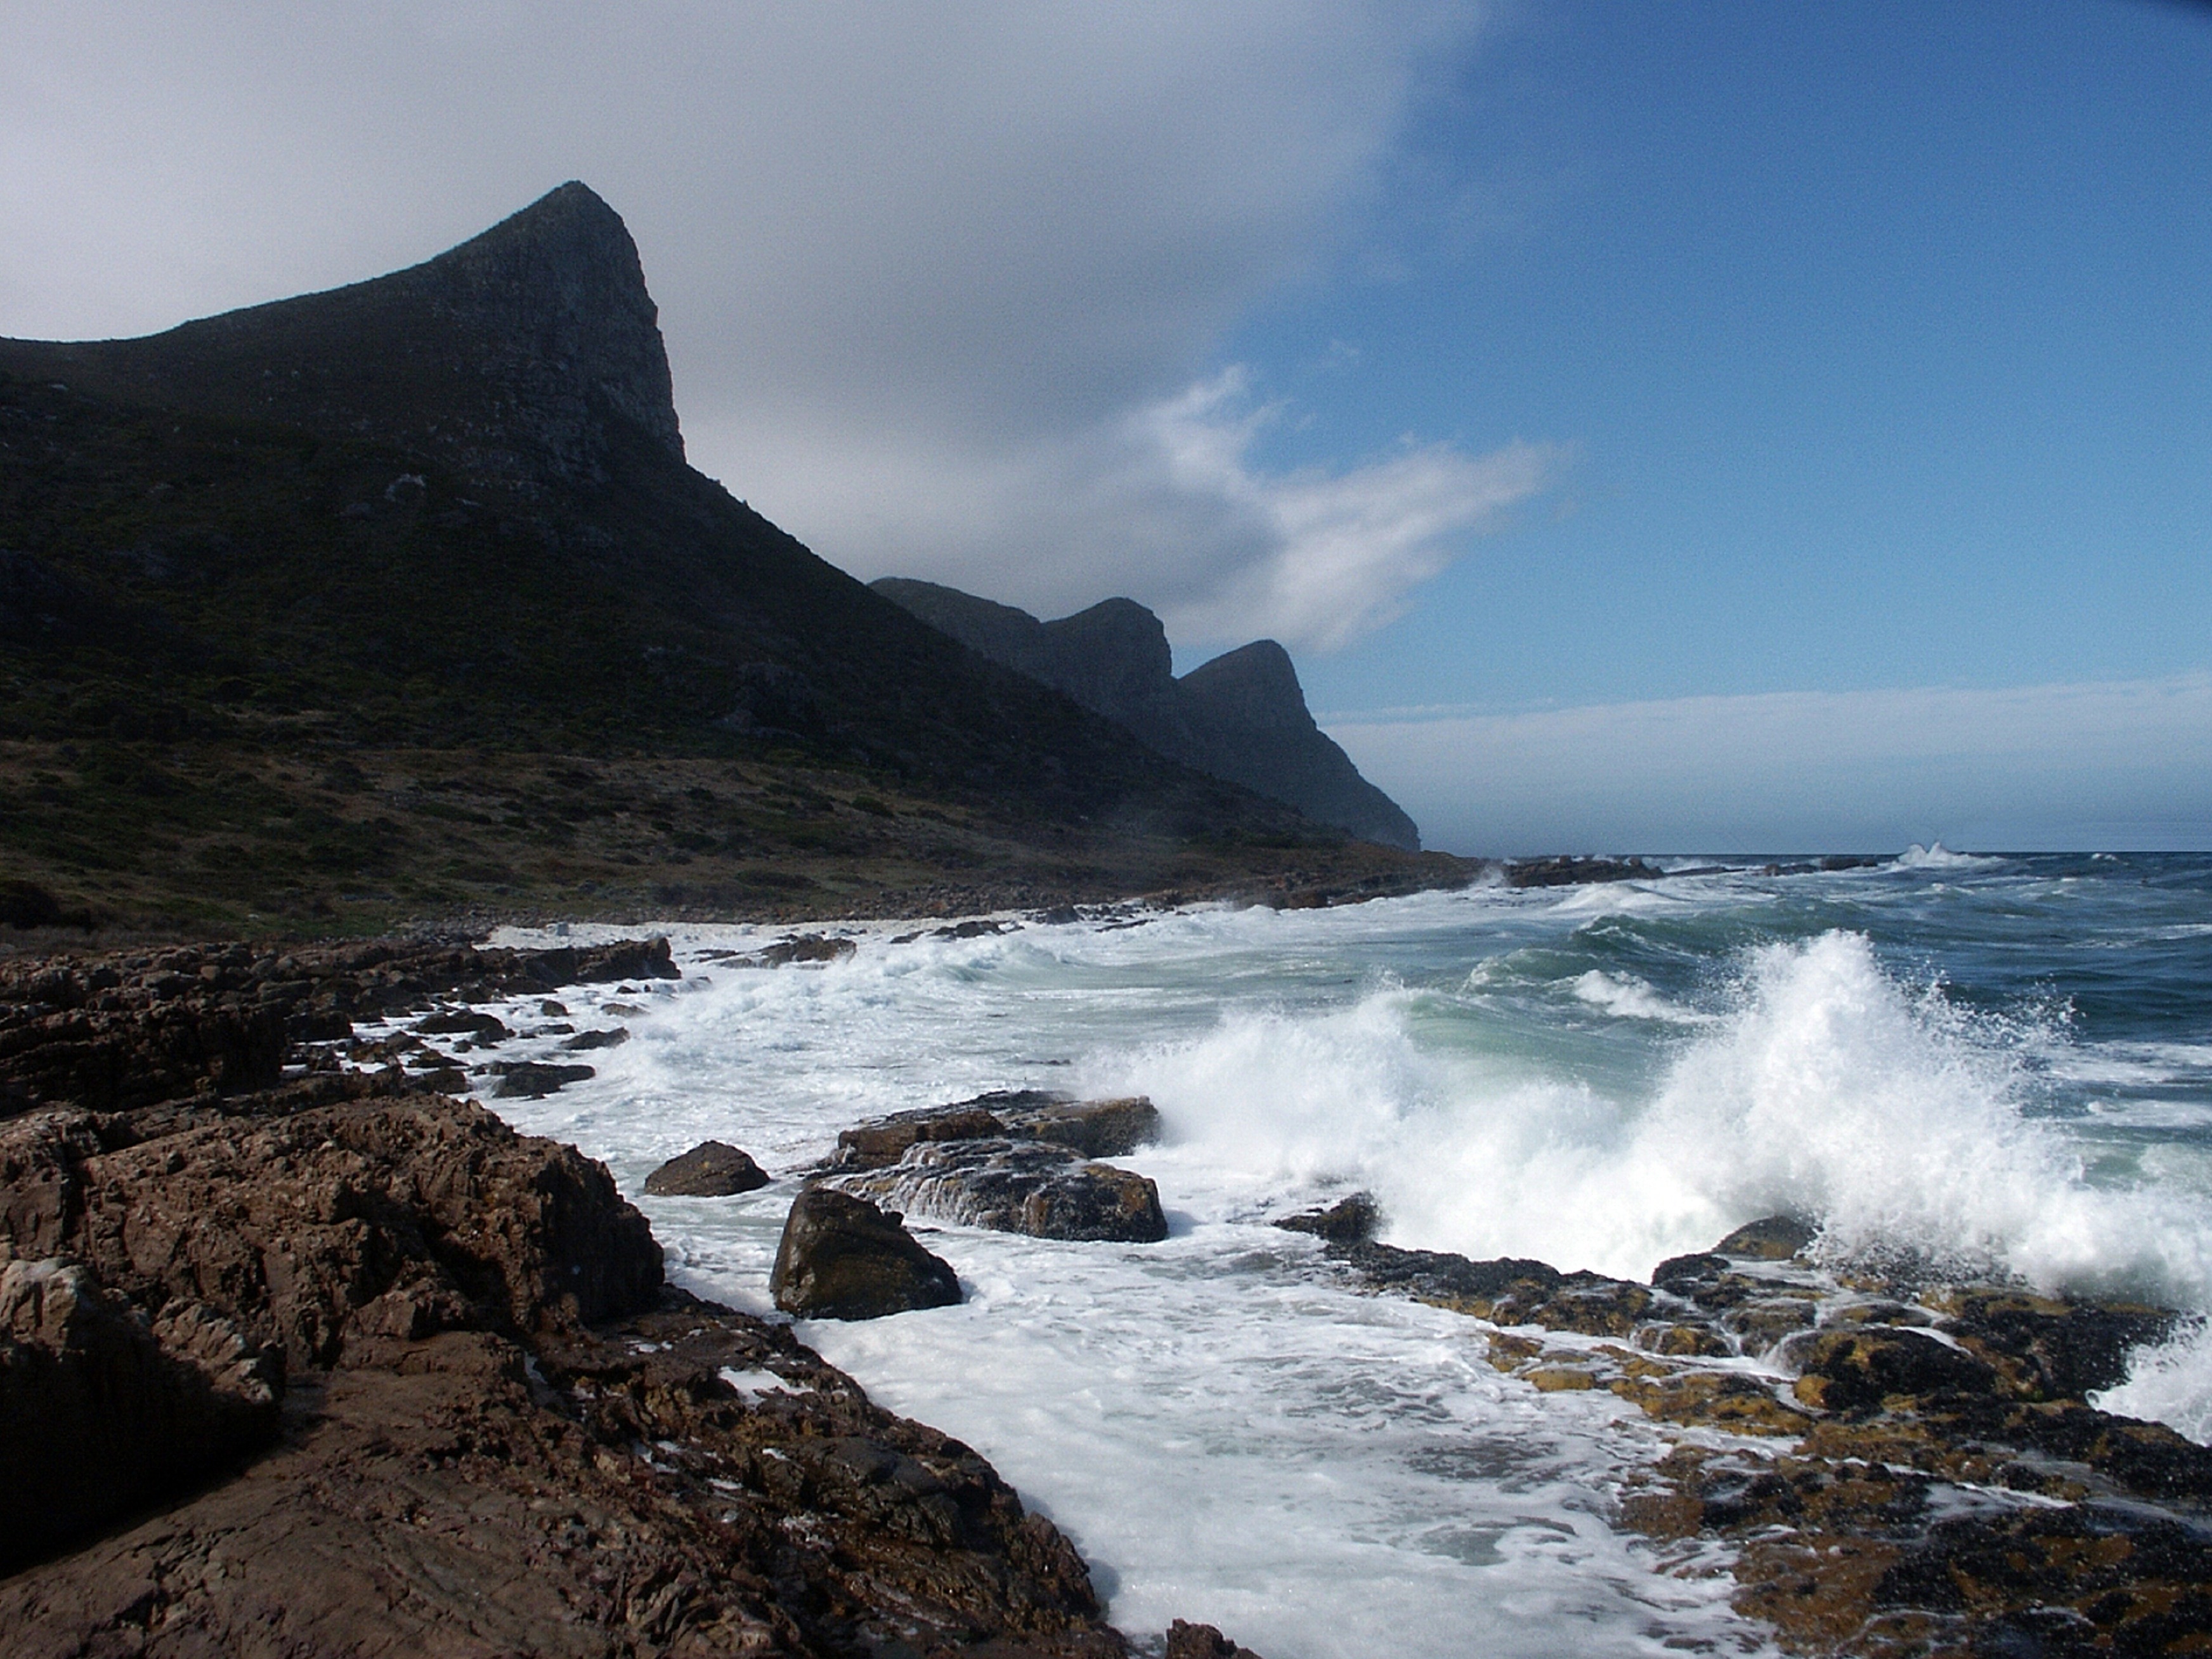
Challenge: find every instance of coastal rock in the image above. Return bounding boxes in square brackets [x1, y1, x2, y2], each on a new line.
[414, 1008, 510, 1039]
[1166, 1620, 1267, 1659]
[1932, 1286, 2175, 1402]
[770, 1188, 962, 1320]
[1786, 1326, 2000, 1412]
[0, 1258, 280, 1574]
[1502, 855, 1662, 888]
[750, 933, 858, 967]
[836, 1103, 1010, 1169]
[829, 1138, 1169, 1244]
[488, 1059, 597, 1098]
[834, 1090, 1160, 1170]
[641, 1140, 769, 1197]
[1, 1299, 1126, 1658]
[1712, 1214, 1818, 1259]
[1330, 1240, 1651, 1336]
[1274, 1191, 1380, 1244]
[561, 1025, 630, 1050]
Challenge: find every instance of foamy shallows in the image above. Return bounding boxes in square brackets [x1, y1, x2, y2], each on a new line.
[478, 852, 2212, 1655]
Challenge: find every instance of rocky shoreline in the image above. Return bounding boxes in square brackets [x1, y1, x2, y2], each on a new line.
[1280, 1199, 2212, 1655]
[0, 937, 1261, 1656]
[9, 929, 2206, 1656]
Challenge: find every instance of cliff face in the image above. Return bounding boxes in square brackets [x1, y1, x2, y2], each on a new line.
[1, 182, 680, 490]
[873, 579, 1421, 850]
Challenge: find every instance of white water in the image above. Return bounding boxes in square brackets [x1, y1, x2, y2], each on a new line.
[465, 878, 2212, 1652]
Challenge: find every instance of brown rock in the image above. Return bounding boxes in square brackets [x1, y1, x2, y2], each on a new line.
[1712, 1214, 1817, 1260]
[26, 1086, 661, 1374]
[642, 1140, 770, 1197]
[1166, 1620, 1265, 1659]
[770, 1188, 962, 1320]
[833, 1090, 1159, 1170]
[0, 1258, 280, 1573]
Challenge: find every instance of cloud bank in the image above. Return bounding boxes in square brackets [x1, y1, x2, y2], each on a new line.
[1327, 673, 2212, 855]
[0, 1, 1519, 651]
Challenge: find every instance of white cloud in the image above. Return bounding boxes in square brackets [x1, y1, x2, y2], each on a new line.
[0, 1, 1511, 649]
[1325, 673, 2212, 855]
[699, 367, 1556, 654]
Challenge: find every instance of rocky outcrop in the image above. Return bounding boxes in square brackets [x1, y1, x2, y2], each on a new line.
[1, 1259, 279, 1574]
[826, 1093, 1168, 1244]
[643, 1140, 770, 1197]
[1296, 1211, 2212, 1655]
[1167, 1621, 1267, 1659]
[831, 1139, 1169, 1246]
[835, 1090, 1160, 1170]
[770, 1188, 963, 1320]
[873, 578, 1420, 849]
[1, 182, 683, 490]
[0, 936, 676, 1120]
[0, 946, 1131, 1657]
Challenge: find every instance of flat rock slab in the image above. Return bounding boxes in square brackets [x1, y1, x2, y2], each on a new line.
[642, 1140, 769, 1197]
[829, 1139, 1168, 1245]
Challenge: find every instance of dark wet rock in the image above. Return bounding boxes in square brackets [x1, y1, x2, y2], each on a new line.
[561, 1025, 630, 1050]
[1502, 856, 1662, 888]
[1336, 1242, 1561, 1310]
[1933, 1287, 2176, 1403]
[1714, 1214, 1818, 1259]
[414, 1008, 510, 1038]
[1166, 1620, 1266, 1659]
[1275, 1191, 1380, 1245]
[488, 1060, 596, 1098]
[837, 1103, 1011, 1169]
[1, 1258, 280, 1574]
[1650, 1251, 1731, 1292]
[834, 1090, 1159, 1171]
[1722, 1296, 1821, 1351]
[1, 1299, 1122, 1658]
[0, 937, 687, 1125]
[641, 1140, 769, 1198]
[770, 1188, 962, 1320]
[745, 933, 857, 968]
[1787, 1327, 2001, 1412]
[829, 1139, 1169, 1245]
[998, 1092, 1161, 1159]
[1331, 1242, 1653, 1336]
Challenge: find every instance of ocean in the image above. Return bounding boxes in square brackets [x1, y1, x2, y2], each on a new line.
[462, 849, 2212, 1657]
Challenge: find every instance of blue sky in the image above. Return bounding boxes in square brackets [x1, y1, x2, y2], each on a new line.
[3, 2, 2208, 852]
[1255, 1, 2211, 714]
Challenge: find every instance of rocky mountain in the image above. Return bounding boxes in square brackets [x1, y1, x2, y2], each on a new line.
[873, 579, 1421, 850]
[0, 184, 1486, 932]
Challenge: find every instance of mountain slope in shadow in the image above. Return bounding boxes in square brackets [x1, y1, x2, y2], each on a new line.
[873, 579, 1421, 849]
[0, 183, 1478, 931]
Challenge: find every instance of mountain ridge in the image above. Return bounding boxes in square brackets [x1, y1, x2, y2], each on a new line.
[871, 578, 1421, 850]
[1, 183, 1473, 933]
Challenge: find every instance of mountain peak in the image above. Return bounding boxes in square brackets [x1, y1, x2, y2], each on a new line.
[1, 181, 682, 488]
[872, 578, 1421, 849]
